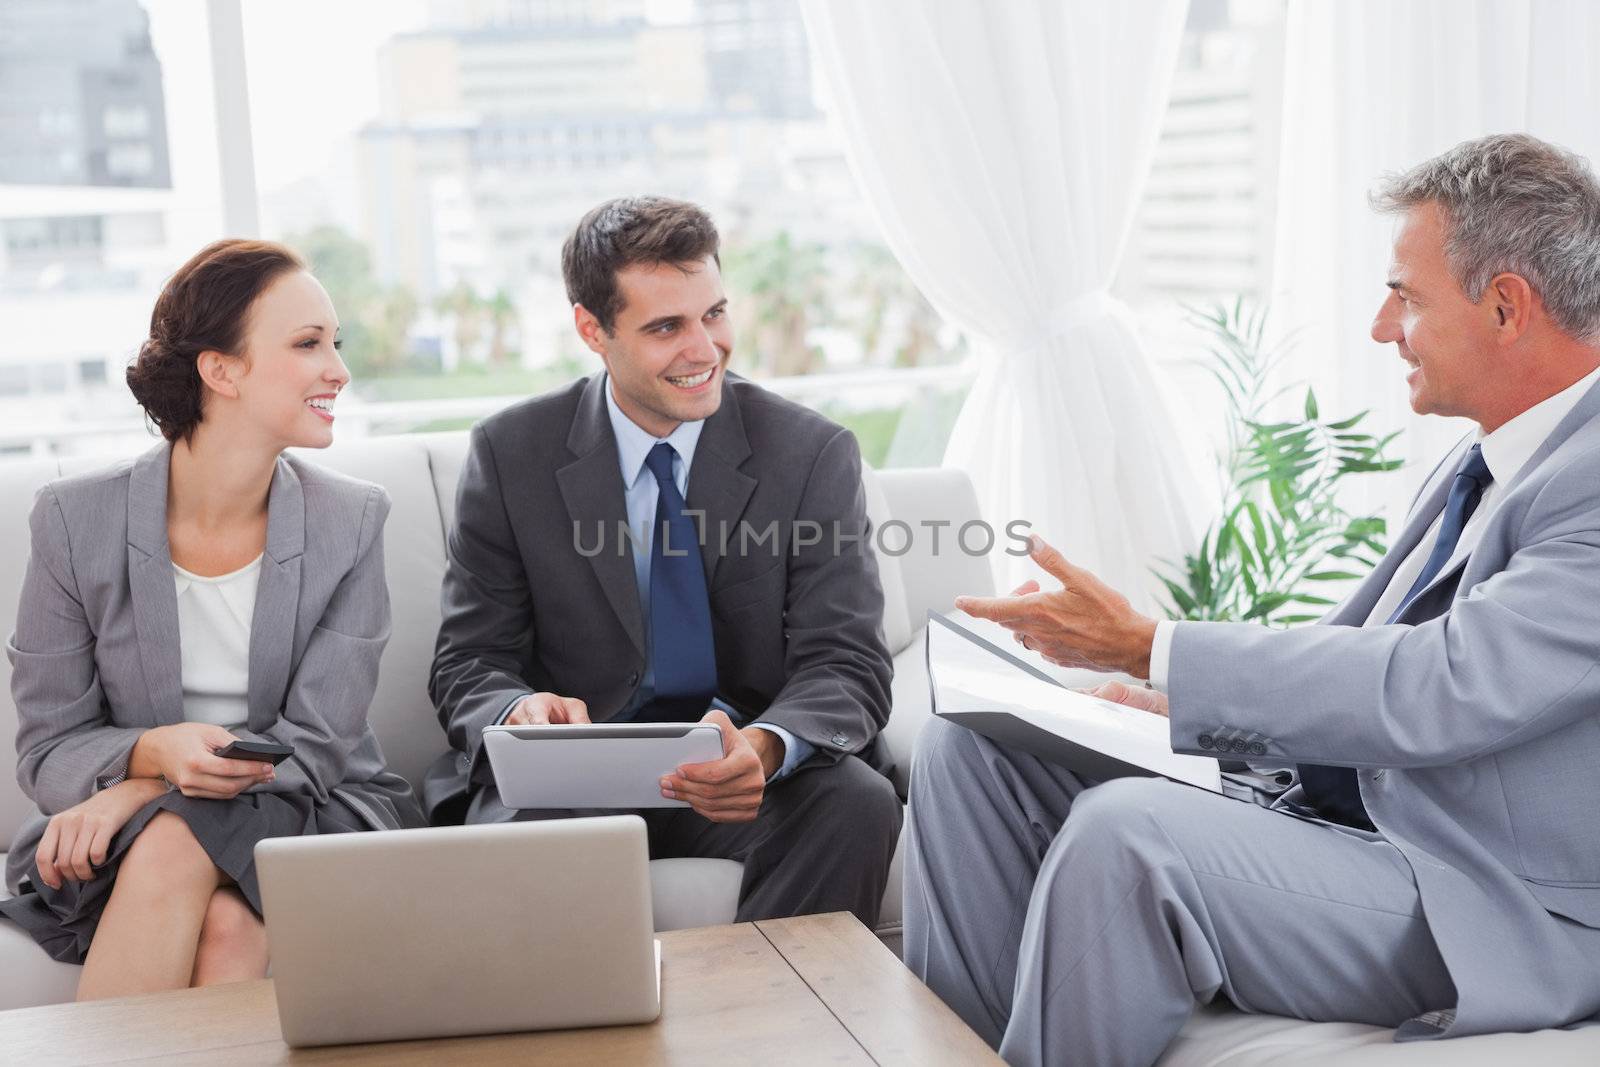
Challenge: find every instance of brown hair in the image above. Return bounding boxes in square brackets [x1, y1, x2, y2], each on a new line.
[560, 196, 721, 334]
[126, 238, 307, 442]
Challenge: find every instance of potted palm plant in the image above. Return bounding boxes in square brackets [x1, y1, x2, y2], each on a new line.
[1157, 301, 1404, 625]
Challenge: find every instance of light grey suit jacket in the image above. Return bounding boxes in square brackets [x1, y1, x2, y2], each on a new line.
[5, 443, 422, 893]
[1168, 377, 1600, 1038]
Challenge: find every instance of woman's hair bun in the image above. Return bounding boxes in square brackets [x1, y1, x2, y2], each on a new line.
[125, 239, 306, 443]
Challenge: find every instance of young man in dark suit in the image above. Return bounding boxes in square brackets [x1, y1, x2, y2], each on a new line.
[423, 196, 900, 924]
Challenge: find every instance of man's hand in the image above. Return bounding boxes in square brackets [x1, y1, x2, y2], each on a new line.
[956, 534, 1159, 678]
[660, 709, 765, 822]
[1081, 680, 1170, 718]
[128, 723, 275, 799]
[505, 693, 591, 726]
[743, 726, 786, 779]
[34, 778, 167, 889]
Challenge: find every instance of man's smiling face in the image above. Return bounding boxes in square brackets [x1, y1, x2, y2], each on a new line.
[584, 255, 732, 437]
[1370, 201, 1502, 420]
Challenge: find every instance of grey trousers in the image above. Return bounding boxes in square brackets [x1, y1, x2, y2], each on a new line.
[903, 717, 1460, 1067]
[469, 753, 901, 926]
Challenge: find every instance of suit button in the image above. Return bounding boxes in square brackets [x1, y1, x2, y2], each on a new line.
[1248, 741, 1267, 757]
[831, 734, 848, 747]
[1198, 734, 1214, 750]
[1230, 739, 1249, 754]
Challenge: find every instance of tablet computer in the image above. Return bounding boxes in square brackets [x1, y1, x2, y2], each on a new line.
[483, 722, 725, 810]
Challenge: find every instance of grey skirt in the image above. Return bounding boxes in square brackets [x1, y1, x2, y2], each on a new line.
[0, 790, 364, 965]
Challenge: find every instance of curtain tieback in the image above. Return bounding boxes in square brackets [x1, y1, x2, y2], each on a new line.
[1001, 288, 1132, 362]
[1046, 288, 1123, 334]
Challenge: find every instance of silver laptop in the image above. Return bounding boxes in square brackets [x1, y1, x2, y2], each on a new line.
[255, 816, 661, 1048]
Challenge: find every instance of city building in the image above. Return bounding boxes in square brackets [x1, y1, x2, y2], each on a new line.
[0, 0, 172, 188]
[0, 0, 177, 454]
[354, 0, 851, 368]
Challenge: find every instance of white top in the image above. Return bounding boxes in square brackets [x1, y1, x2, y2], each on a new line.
[1151, 364, 1600, 690]
[173, 554, 262, 729]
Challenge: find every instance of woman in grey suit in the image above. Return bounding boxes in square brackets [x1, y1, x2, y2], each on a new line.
[0, 239, 423, 1000]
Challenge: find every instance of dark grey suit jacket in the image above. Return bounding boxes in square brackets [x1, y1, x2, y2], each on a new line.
[423, 372, 893, 821]
[4, 444, 422, 893]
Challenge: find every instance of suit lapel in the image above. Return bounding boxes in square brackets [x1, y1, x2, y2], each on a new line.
[1397, 376, 1600, 617]
[1497, 374, 1600, 498]
[686, 379, 756, 585]
[1324, 437, 1466, 627]
[557, 375, 645, 657]
[247, 457, 304, 732]
[125, 443, 184, 726]
[1366, 377, 1600, 623]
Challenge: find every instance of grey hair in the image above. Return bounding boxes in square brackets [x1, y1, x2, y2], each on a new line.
[1371, 133, 1600, 341]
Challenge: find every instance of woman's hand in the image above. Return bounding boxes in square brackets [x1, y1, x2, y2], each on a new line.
[128, 723, 276, 799]
[34, 779, 166, 889]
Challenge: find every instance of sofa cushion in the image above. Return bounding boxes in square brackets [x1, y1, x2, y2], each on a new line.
[0, 853, 81, 1007]
[416, 431, 470, 536]
[883, 628, 933, 799]
[294, 439, 449, 793]
[1157, 1001, 1600, 1065]
[647, 858, 742, 932]
[0, 459, 61, 845]
[862, 470, 913, 656]
[873, 468, 995, 628]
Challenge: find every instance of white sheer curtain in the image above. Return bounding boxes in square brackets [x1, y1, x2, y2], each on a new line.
[800, 0, 1203, 609]
[1272, 0, 1600, 526]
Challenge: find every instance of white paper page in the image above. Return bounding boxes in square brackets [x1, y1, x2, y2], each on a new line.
[929, 614, 1222, 792]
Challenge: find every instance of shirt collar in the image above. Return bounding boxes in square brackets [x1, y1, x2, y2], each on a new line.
[604, 373, 706, 488]
[1477, 363, 1600, 486]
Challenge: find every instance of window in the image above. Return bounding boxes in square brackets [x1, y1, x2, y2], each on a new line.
[79, 358, 108, 386]
[102, 104, 151, 137]
[1118, 0, 1286, 310]
[1115, 0, 1289, 465]
[7, 0, 1298, 468]
[106, 143, 155, 178]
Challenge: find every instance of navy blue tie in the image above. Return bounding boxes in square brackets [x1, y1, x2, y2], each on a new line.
[638, 442, 718, 721]
[1298, 444, 1493, 829]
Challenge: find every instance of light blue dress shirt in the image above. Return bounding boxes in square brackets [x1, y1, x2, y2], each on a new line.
[599, 378, 813, 781]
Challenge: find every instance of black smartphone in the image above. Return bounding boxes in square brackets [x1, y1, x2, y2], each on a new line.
[214, 739, 295, 766]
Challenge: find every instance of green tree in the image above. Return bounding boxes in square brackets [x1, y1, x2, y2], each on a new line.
[849, 242, 944, 367]
[485, 288, 518, 366]
[723, 231, 831, 377]
[287, 225, 420, 378]
[434, 282, 487, 365]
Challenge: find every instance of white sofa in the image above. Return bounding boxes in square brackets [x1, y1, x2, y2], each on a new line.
[0, 432, 991, 1008]
[1, 431, 1595, 1065]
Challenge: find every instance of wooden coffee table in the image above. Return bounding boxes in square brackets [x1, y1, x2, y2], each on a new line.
[0, 912, 999, 1065]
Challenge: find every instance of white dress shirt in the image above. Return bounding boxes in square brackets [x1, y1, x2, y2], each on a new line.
[173, 554, 262, 728]
[595, 377, 813, 780]
[1150, 364, 1600, 691]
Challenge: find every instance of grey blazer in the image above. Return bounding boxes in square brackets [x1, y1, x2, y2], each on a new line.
[5, 443, 422, 893]
[423, 372, 893, 821]
[1168, 377, 1600, 1039]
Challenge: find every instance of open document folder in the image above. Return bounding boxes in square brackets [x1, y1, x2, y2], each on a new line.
[926, 611, 1224, 793]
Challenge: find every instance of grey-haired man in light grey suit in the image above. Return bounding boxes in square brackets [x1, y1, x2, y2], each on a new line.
[910, 133, 1600, 1066]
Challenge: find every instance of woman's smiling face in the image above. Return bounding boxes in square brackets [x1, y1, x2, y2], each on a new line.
[218, 269, 350, 451]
